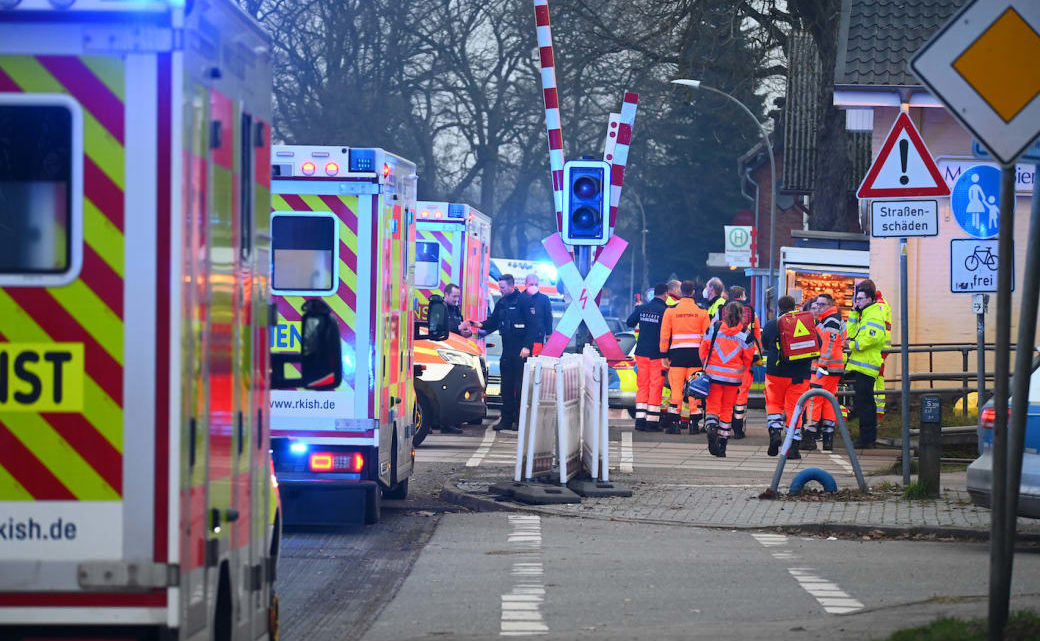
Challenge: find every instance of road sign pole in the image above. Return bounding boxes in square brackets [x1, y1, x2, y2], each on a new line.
[900, 237, 911, 487]
[1003, 161, 1040, 630]
[977, 299, 985, 417]
[988, 164, 1016, 641]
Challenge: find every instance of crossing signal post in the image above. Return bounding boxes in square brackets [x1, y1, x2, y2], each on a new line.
[561, 159, 611, 349]
[562, 159, 610, 246]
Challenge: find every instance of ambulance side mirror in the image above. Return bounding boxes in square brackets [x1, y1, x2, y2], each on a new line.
[425, 297, 450, 342]
[271, 299, 343, 391]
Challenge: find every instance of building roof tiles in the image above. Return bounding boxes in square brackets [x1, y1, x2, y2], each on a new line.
[837, 0, 967, 86]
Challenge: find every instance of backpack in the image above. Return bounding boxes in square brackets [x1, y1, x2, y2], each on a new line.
[777, 310, 819, 361]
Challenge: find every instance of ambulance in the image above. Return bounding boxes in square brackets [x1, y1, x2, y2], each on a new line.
[269, 145, 415, 524]
[0, 1, 279, 639]
[411, 202, 490, 445]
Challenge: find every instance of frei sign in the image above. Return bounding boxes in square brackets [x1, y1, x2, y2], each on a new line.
[724, 225, 752, 267]
[950, 238, 1013, 293]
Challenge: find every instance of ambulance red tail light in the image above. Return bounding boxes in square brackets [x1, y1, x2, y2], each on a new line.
[308, 452, 364, 473]
[383, 162, 391, 178]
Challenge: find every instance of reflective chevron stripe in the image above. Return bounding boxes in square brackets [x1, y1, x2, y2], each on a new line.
[0, 55, 125, 501]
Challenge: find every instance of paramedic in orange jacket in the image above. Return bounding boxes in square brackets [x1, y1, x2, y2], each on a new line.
[727, 286, 761, 439]
[805, 293, 844, 452]
[699, 302, 756, 457]
[761, 295, 812, 459]
[659, 280, 711, 434]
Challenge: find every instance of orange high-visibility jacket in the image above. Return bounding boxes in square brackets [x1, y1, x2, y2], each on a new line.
[699, 321, 756, 385]
[659, 297, 712, 360]
[812, 306, 845, 375]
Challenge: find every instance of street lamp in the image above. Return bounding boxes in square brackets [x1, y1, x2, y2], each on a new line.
[671, 78, 777, 305]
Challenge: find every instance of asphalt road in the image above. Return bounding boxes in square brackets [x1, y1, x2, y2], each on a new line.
[275, 457, 465, 641]
[363, 513, 1040, 641]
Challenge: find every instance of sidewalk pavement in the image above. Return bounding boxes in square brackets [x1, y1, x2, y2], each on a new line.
[442, 411, 1040, 539]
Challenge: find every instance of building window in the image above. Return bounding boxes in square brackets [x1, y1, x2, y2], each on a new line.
[271, 212, 338, 295]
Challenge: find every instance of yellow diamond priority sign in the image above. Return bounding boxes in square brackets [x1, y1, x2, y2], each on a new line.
[911, 0, 1040, 165]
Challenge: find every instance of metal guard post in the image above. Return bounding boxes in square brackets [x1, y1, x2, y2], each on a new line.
[769, 388, 869, 493]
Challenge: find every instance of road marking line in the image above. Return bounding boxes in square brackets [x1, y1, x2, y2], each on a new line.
[751, 533, 789, 547]
[501, 515, 547, 636]
[621, 432, 634, 472]
[786, 569, 864, 614]
[829, 454, 854, 473]
[467, 427, 498, 467]
[753, 536, 864, 615]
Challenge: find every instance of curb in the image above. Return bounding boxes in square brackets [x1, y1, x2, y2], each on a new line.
[439, 480, 517, 513]
[439, 480, 1040, 542]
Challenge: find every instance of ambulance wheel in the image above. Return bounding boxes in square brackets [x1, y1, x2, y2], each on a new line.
[364, 484, 381, 524]
[383, 478, 409, 500]
[268, 591, 280, 641]
[413, 395, 434, 446]
[382, 436, 409, 500]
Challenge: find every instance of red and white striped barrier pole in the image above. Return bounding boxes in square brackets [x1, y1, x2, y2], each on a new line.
[603, 112, 620, 164]
[533, 0, 565, 231]
[608, 92, 638, 231]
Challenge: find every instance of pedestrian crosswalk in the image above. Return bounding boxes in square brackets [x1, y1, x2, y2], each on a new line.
[416, 428, 890, 478]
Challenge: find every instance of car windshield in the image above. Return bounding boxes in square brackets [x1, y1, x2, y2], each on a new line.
[617, 332, 636, 355]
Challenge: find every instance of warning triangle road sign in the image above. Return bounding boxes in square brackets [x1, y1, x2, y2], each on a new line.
[793, 319, 811, 337]
[857, 112, 951, 199]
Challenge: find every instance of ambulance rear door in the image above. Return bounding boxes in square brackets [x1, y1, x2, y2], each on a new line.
[414, 201, 465, 322]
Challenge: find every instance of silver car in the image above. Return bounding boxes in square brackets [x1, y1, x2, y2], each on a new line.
[966, 360, 1040, 517]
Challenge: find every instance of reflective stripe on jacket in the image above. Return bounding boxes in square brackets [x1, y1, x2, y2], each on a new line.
[846, 302, 885, 377]
[812, 307, 845, 374]
[699, 322, 755, 385]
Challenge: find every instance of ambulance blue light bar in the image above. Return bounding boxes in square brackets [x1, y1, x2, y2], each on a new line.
[448, 204, 466, 219]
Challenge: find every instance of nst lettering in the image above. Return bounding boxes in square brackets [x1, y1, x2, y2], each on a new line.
[0, 343, 84, 412]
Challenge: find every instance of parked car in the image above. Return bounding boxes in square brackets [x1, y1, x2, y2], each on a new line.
[966, 358, 1040, 517]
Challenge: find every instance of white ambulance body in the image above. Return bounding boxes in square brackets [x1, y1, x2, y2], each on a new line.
[269, 146, 416, 525]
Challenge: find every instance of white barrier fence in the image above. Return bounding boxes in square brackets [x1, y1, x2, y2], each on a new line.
[515, 347, 610, 484]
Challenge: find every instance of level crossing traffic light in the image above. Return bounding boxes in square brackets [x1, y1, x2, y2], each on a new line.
[561, 159, 610, 246]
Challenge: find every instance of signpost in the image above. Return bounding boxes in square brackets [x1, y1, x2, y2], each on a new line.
[951, 165, 1002, 238]
[950, 239, 1013, 293]
[911, 1, 1040, 636]
[869, 200, 938, 237]
[858, 110, 949, 488]
[724, 225, 752, 267]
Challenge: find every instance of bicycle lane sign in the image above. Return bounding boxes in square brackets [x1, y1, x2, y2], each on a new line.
[950, 238, 1013, 293]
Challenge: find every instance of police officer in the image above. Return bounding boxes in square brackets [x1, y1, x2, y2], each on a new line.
[626, 282, 669, 431]
[475, 274, 538, 431]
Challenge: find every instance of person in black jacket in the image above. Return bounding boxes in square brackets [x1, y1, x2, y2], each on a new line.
[626, 282, 669, 431]
[474, 274, 539, 430]
[442, 283, 472, 337]
[524, 273, 554, 351]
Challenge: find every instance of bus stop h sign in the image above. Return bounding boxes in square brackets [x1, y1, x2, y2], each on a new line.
[910, 0, 1040, 165]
